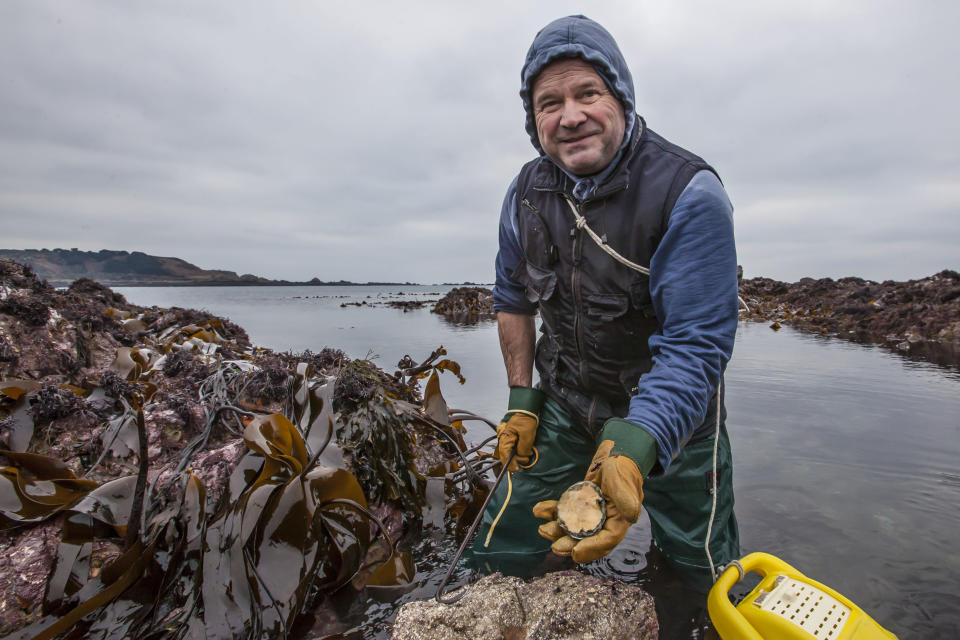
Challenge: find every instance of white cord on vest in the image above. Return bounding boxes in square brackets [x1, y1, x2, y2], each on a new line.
[563, 196, 650, 275]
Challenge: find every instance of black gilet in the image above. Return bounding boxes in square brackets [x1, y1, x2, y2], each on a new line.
[512, 118, 718, 433]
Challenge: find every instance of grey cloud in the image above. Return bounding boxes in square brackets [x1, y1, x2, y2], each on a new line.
[0, 1, 957, 283]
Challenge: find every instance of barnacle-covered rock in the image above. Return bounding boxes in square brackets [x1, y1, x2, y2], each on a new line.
[557, 480, 606, 540]
[391, 571, 658, 640]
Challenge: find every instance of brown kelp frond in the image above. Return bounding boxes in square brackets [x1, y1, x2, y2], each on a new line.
[0, 379, 43, 452]
[4, 410, 408, 640]
[0, 451, 99, 531]
[396, 346, 464, 387]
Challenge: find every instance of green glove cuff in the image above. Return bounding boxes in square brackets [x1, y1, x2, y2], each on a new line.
[506, 386, 546, 416]
[601, 418, 658, 476]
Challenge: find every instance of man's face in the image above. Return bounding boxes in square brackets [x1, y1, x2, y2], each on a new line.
[531, 58, 626, 176]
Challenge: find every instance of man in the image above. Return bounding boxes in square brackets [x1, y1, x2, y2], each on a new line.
[474, 15, 740, 578]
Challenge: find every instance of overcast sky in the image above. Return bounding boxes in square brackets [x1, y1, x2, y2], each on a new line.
[1, 1, 957, 283]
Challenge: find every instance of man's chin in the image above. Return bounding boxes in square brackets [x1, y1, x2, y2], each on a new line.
[559, 154, 604, 176]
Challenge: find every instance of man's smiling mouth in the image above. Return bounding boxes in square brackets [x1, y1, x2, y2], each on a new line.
[559, 132, 598, 144]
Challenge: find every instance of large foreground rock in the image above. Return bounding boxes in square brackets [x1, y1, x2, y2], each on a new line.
[391, 571, 658, 640]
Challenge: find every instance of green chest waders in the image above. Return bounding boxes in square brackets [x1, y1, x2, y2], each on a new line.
[471, 397, 739, 577]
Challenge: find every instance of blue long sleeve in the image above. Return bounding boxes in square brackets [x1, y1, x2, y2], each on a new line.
[624, 170, 738, 470]
[493, 176, 536, 315]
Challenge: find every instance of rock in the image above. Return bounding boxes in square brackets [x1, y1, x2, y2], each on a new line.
[391, 571, 658, 640]
[386, 299, 431, 311]
[739, 269, 960, 366]
[0, 522, 61, 636]
[431, 287, 495, 322]
[937, 321, 960, 342]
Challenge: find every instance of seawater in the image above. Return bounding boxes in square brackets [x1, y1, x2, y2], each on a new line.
[117, 285, 960, 638]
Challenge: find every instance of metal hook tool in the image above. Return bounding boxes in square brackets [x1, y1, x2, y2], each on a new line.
[435, 450, 515, 604]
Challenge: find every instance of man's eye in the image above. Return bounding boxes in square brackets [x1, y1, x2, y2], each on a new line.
[581, 90, 601, 101]
[538, 100, 560, 112]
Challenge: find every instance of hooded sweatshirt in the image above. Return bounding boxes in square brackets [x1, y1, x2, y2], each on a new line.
[493, 15, 738, 471]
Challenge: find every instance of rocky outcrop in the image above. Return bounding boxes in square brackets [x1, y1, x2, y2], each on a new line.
[739, 270, 960, 365]
[391, 571, 658, 640]
[431, 287, 495, 322]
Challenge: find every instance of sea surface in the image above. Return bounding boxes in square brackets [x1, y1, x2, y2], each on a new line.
[116, 285, 960, 639]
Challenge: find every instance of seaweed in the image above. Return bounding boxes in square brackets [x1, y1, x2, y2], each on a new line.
[0, 263, 505, 638]
[0, 293, 50, 327]
[1, 380, 43, 452]
[244, 353, 293, 403]
[161, 349, 211, 380]
[3, 408, 410, 639]
[0, 451, 99, 529]
[337, 390, 426, 515]
[431, 287, 495, 323]
[0, 334, 18, 367]
[65, 280, 128, 308]
[1, 340, 475, 638]
[29, 386, 91, 428]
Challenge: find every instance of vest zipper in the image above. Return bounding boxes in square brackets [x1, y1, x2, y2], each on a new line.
[563, 194, 591, 391]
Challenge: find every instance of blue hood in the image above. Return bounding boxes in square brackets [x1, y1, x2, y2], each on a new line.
[520, 15, 637, 156]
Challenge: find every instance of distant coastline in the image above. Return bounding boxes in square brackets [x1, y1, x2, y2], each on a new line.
[0, 248, 488, 288]
[112, 281, 493, 288]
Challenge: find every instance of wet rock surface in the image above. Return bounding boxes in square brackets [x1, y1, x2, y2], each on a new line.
[740, 270, 960, 366]
[431, 287, 495, 322]
[391, 571, 658, 640]
[0, 521, 61, 633]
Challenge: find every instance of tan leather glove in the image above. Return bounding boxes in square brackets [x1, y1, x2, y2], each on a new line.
[495, 412, 538, 471]
[493, 387, 545, 472]
[533, 439, 645, 564]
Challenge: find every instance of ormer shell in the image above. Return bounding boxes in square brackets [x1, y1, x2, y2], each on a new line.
[556, 480, 606, 540]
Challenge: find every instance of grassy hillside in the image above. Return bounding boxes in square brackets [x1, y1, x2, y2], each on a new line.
[0, 249, 269, 286]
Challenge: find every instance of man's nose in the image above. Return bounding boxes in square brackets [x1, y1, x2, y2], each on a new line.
[558, 98, 587, 128]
